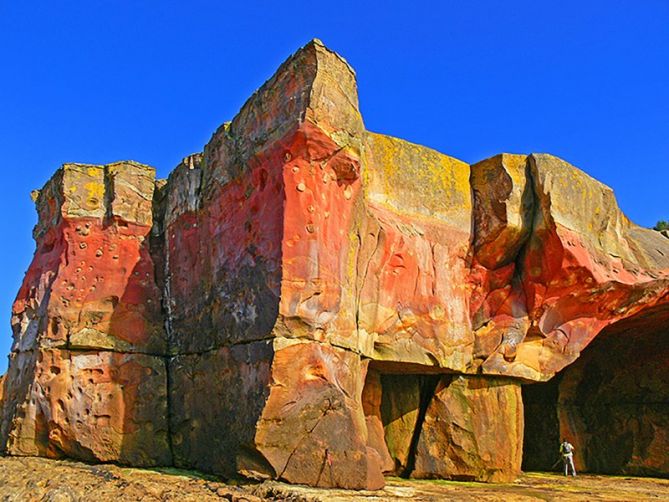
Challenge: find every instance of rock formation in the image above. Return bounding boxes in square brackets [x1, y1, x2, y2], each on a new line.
[1, 40, 668, 489]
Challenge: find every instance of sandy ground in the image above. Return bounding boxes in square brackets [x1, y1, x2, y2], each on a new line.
[1, 456, 668, 501]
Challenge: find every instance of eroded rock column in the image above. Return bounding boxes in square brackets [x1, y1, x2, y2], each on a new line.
[0, 163, 171, 465]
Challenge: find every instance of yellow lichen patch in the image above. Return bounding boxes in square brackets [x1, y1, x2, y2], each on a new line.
[83, 182, 105, 210]
[531, 154, 635, 263]
[59, 164, 106, 218]
[363, 132, 471, 232]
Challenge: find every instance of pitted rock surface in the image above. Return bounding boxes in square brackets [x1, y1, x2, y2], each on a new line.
[1, 39, 668, 489]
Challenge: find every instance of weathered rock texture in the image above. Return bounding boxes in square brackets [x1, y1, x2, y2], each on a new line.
[1, 161, 170, 466]
[2, 39, 668, 489]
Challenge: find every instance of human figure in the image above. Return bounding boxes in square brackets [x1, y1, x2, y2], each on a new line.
[559, 438, 576, 476]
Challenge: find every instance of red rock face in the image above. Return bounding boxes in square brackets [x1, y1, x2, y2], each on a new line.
[2, 39, 669, 488]
[1, 162, 170, 465]
[12, 163, 164, 354]
[471, 154, 669, 381]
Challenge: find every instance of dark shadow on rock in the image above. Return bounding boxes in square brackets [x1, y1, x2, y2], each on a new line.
[109, 229, 171, 467]
[525, 303, 669, 477]
[522, 375, 562, 472]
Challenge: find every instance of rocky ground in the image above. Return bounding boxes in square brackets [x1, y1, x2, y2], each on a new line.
[1, 456, 669, 501]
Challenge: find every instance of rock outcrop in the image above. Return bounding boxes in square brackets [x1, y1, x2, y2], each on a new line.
[1, 162, 170, 466]
[1, 39, 668, 489]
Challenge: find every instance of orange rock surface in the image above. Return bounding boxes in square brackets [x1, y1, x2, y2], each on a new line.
[1, 40, 668, 489]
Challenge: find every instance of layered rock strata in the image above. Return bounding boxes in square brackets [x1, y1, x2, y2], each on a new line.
[1, 40, 668, 489]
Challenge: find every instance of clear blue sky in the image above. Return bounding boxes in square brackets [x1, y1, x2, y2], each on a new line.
[1, 1, 667, 373]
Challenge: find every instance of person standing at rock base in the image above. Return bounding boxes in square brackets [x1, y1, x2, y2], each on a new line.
[560, 439, 577, 477]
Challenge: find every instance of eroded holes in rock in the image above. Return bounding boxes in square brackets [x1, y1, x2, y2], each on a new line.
[362, 364, 442, 478]
[522, 304, 669, 477]
[50, 318, 60, 336]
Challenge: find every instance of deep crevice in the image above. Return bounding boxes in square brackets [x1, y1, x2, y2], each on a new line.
[401, 375, 440, 478]
[376, 370, 442, 478]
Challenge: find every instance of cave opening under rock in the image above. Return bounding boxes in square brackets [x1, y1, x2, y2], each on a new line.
[362, 362, 444, 479]
[378, 372, 443, 478]
[363, 361, 524, 482]
[522, 304, 669, 477]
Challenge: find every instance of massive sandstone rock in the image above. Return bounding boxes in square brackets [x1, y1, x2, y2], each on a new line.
[1, 161, 170, 466]
[1, 39, 668, 489]
[0, 373, 5, 413]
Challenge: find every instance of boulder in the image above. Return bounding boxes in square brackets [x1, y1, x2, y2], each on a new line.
[359, 133, 473, 371]
[253, 340, 383, 490]
[12, 162, 165, 355]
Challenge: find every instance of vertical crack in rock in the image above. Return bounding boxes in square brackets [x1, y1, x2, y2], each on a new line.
[103, 166, 116, 225]
[401, 375, 440, 478]
[498, 157, 538, 353]
[277, 397, 335, 481]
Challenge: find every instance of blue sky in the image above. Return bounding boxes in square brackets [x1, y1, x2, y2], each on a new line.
[1, 1, 667, 372]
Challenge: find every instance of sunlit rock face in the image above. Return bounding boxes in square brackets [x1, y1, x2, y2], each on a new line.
[470, 154, 669, 382]
[0, 161, 170, 466]
[1, 39, 668, 489]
